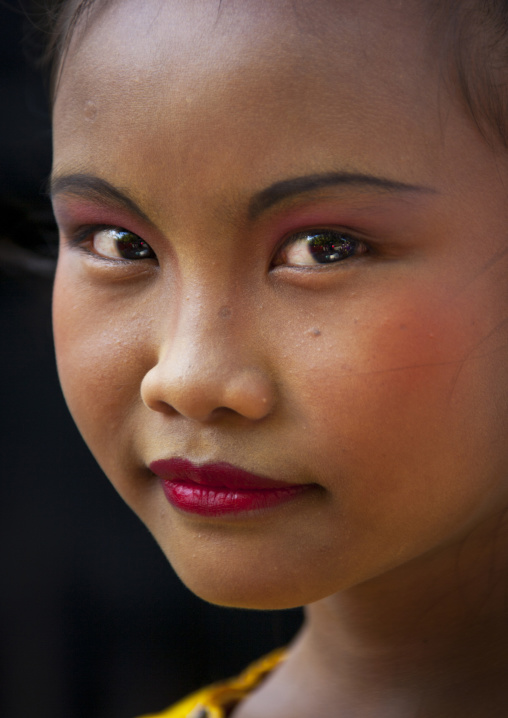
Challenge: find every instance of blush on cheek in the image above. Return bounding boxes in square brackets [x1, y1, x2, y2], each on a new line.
[286, 295, 478, 482]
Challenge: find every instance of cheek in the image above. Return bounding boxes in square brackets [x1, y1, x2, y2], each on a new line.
[284, 292, 454, 414]
[260, 292, 508, 583]
[52, 263, 154, 454]
[282, 284, 508, 494]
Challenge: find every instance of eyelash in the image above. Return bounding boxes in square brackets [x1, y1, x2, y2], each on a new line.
[70, 224, 369, 268]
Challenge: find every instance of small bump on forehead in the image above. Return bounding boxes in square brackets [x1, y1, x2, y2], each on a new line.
[83, 100, 97, 121]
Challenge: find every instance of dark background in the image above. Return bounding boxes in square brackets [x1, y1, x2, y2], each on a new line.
[0, 2, 302, 716]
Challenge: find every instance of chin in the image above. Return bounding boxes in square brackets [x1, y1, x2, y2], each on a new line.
[183, 579, 309, 611]
[166, 553, 318, 610]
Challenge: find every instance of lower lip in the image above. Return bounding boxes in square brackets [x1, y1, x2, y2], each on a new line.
[161, 480, 307, 517]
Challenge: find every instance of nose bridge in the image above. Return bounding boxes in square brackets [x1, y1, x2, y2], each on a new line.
[141, 284, 275, 422]
[168, 291, 239, 377]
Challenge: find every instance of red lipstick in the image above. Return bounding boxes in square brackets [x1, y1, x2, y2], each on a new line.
[149, 457, 308, 517]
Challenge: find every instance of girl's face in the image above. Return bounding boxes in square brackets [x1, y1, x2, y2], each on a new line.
[52, 0, 508, 609]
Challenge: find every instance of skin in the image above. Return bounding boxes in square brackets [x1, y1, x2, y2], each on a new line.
[52, 0, 508, 715]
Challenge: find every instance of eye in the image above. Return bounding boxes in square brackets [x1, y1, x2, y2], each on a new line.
[92, 227, 156, 260]
[276, 229, 367, 267]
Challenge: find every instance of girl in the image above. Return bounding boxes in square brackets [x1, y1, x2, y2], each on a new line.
[46, 0, 508, 715]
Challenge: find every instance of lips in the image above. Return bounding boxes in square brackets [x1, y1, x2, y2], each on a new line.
[149, 457, 309, 516]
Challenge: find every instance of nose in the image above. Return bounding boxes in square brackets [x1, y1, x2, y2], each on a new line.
[140, 309, 275, 423]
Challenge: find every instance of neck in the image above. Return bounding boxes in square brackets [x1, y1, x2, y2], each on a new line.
[299, 511, 508, 716]
[238, 509, 508, 718]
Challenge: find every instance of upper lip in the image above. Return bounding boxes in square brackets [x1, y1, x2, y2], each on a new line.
[149, 457, 298, 490]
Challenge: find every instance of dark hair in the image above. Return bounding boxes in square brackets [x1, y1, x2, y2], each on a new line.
[31, 0, 105, 98]
[35, 0, 508, 147]
[428, 0, 508, 148]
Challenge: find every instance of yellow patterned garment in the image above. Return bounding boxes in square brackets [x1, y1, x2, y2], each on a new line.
[138, 648, 286, 718]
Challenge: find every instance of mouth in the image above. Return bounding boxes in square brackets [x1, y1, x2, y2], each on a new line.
[149, 457, 311, 517]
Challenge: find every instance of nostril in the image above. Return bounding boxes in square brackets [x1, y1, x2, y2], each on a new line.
[155, 400, 174, 415]
[140, 351, 275, 422]
[141, 393, 175, 415]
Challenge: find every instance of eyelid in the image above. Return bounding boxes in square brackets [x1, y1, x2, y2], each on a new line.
[283, 226, 365, 242]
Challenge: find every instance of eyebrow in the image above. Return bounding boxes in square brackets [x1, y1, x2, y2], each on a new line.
[50, 170, 433, 224]
[248, 172, 434, 219]
[50, 173, 152, 224]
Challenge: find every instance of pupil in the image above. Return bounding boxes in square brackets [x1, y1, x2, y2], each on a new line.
[116, 231, 153, 259]
[308, 232, 356, 263]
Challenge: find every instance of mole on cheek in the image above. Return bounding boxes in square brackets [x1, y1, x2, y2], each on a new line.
[218, 306, 232, 319]
[84, 100, 97, 121]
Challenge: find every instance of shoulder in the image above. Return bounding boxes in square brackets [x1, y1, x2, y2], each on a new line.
[136, 648, 287, 718]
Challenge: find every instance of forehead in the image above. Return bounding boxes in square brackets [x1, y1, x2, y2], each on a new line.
[59, 0, 428, 79]
[52, 0, 471, 216]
